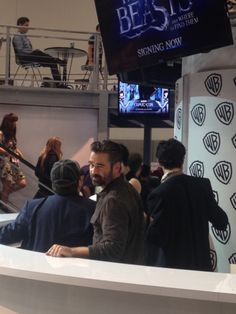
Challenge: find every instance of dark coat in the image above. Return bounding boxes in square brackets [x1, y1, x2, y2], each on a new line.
[146, 174, 228, 271]
[89, 175, 145, 264]
[0, 194, 95, 252]
[34, 152, 59, 198]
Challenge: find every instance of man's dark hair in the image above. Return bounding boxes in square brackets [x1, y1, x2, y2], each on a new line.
[128, 153, 143, 174]
[119, 143, 129, 166]
[17, 17, 30, 26]
[90, 140, 123, 164]
[156, 138, 186, 169]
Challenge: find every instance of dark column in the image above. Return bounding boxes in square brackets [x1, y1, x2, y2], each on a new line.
[143, 123, 151, 165]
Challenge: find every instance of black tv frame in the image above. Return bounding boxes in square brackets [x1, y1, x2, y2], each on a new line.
[117, 79, 173, 123]
[95, 0, 233, 75]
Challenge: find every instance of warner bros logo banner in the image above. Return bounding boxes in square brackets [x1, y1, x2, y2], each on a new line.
[229, 253, 236, 264]
[191, 104, 206, 126]
[203, 132, 220, 155]
[213, 161, 232, 185]
[210, 250, 217, 271]
[176, 108, 182, 130]
[189, 161, 204, 177]
[215, 102, 234, 125]
[211, 223, 231, 245]
[232, 134, 236, 149]
[230, 193, 236, 210]
[205, 73, 222, 96]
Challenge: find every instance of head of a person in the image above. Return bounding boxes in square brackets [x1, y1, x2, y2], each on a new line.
[119, 143, 130, 175]
[40, 137, 62, 168]
[89, 140, 123, 187]
[140, 164, 151, 179]
[164, 90, 168, 98]
[80, 164, 95, 197]
[0, 113, 18, 141]
[127, 152, 143, 178]
[51, 159, 83, 196]
[156, 138, 186, 170]
[45, 137, 62, 157]
[16, 16, 30, 33]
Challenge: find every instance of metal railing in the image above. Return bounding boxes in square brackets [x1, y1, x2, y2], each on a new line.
[0, 145, 55, 213]
[0, 24, 117, 91]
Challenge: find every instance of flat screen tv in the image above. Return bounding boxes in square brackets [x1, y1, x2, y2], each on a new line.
[118, 80, 170, 119]
[94, 0, 233, 75]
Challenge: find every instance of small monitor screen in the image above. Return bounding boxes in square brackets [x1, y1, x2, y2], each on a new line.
[118, 81, 170, 117]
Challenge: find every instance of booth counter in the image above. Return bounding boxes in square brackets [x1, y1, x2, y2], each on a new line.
[0, 245, 236, 314]
[0, 214, 18, 226]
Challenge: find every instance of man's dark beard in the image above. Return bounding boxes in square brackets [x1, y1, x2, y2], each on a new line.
[91, 167, 114, 187]
[91, 174, 105, 186]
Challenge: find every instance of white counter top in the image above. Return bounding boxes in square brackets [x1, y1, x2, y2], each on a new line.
[0, 213, 18, 226]
[0, 245, 236, 304]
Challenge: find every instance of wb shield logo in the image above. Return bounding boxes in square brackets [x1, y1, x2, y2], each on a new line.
[189, 161, 204, 177]
[205, 73, 222, 96]
[229, 253, 236, 264]
[191, 104, 206, 126]
[211, 223, 231, 245]
[203, 132, 220, 155]
[176, 108, 182, 130]
[230, 193, 236, 210]
[215, 102, 234, 125]
[213, 190, 219, 204]
[210, 250, 217, 271]
[232, 134, 236, 149]
[213, 161, 232, 184]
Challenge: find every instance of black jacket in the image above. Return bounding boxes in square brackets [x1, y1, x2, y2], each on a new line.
[146, 174, 228, 271]
[34, 152, 58, 197]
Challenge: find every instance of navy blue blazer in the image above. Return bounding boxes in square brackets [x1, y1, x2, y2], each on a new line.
[0, 194, 95, 252]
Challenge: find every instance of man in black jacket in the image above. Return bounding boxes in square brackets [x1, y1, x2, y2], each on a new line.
[146, 138, 228, 271]
[0, 159, 95, 252]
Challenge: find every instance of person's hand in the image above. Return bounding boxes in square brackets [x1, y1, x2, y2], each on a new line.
[16, 148, 23, 158]
[46, 244, 73, 257]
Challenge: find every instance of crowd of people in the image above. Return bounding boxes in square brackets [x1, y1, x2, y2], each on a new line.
[0, 112, 229, 271]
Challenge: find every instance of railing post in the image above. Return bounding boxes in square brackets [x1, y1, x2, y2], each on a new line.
[103, 62, 108, 90]
[90, 33, 100, 90]
[5, 26, 11, 85]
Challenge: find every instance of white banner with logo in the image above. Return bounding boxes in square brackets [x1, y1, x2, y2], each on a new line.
[174, 69, 235, 273]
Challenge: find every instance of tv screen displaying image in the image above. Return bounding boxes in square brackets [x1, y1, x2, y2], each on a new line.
[95, 0, 233, 75]
[118, 81, 170, 117]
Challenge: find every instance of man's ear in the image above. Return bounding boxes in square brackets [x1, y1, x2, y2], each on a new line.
[113, 161, 122, 174]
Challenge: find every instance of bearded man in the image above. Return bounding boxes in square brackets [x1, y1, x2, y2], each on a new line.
[47, 140, 144, 265]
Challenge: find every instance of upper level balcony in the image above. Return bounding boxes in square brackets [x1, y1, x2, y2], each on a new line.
[0, 23, 117, 91]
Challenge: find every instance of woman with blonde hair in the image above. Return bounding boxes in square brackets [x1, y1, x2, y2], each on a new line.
[0, 113, 26, 211]
[34, 137, 62, 198]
